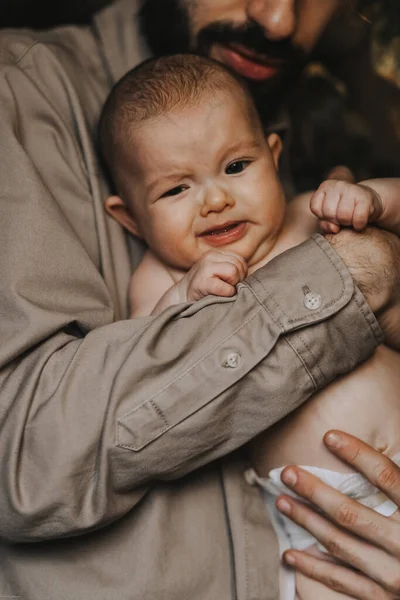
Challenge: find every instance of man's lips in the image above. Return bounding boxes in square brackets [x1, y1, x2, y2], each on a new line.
[199, 221, 247, 247]
[214, 43, 282, 81]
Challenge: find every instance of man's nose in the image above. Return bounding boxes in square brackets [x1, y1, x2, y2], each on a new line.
[200, 185, 234, 217]
[246, 0, 296, 41]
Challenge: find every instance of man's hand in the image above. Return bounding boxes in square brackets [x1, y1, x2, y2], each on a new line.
[326, 227, 400, 349]
[311, 180, 383, 233]
[177, 250, 247, 302]
[276, 432, 400, 599]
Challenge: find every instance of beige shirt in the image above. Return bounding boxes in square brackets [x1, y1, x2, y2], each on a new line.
[0, 1, 383, 598]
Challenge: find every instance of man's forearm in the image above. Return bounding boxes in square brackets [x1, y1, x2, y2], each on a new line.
[0, 236, 383, 541]
[327, 227, 400, 349]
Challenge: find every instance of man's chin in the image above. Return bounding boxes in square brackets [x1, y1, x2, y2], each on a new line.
[207, 41, 306, 125]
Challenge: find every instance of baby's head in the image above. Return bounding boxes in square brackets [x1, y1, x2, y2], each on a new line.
[99, 54, 286, 271]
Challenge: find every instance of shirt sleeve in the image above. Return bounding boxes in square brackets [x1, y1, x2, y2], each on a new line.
[0, 48, 383, 543]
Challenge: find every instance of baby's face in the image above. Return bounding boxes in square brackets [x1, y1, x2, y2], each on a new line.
[121, 90, 286, 270]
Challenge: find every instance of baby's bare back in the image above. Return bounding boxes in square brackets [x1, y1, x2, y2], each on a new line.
[251, 345, 400, 477]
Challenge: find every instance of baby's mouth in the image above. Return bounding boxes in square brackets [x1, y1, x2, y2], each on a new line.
[200, 221, 247, 246]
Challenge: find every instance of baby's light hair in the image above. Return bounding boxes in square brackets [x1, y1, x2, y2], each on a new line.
[98, 54, 258, 191]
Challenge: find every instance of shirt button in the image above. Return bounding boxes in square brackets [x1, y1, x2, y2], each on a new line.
[223, 352, 242, 368]
[244, 469, 258, 486]
[304, 292, 322, 310]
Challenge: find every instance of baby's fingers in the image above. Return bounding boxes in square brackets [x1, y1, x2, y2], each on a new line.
[319, 220, 340, 234]
[335, 194, 357, 226]
[311, 183, 342, 225]
[310, 187, 326, 219]
[214, 261, 245, 287]
[207, 277, 237, 297]
[221, 252, 248, 281]
[202, 250, 247, 281]
[353, 200, 371, 231]
[200, 261, 244, 297]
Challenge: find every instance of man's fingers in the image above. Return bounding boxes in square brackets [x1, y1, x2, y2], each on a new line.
[276, 494, 400, 592]
[278, 464, 400, 556]
[324, 432, 400, 508]
[283, 550, 392, 600]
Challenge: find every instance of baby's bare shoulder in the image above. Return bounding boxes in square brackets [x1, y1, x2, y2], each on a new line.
[282, 192, 320, 244]
[129, 251, 175, 318]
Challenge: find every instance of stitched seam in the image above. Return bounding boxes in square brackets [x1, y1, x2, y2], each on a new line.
[294, 331, 324, 384]
[241, 281, 283, 332]
[149, 399, 168, 428]
[117, 428, 167, 450]
[353, 294, 382, 341]
[284, 335, 318, 390]
[119, 308, 266, 421]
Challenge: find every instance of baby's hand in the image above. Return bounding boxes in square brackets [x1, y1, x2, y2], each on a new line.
[178, 250, 247, 302]
[310, 180, 383, 233]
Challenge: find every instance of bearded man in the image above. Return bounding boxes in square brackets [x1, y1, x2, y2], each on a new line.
[137, 0, 400, 184]
[0, 2, 400, 599]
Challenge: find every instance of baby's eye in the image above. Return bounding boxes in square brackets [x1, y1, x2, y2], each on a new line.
[160, 185, 187, 198]
[225, 160, 251, 175]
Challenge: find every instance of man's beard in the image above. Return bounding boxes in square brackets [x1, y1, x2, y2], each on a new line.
[138, 0, 191, 55]
[138, 0, 308, 126]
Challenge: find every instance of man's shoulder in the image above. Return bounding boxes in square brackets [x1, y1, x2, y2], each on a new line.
[0, 26, 96, 85]
[0, 29, 40, 67]
[0, 22, 111, 137]
[0, 22, 100, 65]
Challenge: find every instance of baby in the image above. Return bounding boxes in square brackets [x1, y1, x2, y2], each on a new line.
[99, 54, 400, 600]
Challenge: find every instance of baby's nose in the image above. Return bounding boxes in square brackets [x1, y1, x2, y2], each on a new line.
[200, 187, 235, 216]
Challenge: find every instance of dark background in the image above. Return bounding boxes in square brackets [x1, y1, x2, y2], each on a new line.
[0, 0, 398, 39]
[0, 0, 111, 29]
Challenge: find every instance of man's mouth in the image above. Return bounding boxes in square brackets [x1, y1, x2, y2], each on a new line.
[200, 221, 247, 247]
[213, 43, 282, 81]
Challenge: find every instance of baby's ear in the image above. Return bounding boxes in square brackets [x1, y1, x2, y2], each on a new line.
[105, 195, 142, 238]
[267, 133, 283, 169]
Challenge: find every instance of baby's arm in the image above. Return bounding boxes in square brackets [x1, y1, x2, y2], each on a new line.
[310, 178, 400, 235]
[130, 250, 247, 318]
[362, 179, 400, 235]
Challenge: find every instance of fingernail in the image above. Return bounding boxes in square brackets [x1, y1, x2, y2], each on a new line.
[284, 553, 296, 566]
[277, 498, 292, 515]
[325, 432, 344, 449]
[281, 468, 297, 487]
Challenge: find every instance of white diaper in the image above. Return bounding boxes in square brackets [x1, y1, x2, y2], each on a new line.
[246, 453, 400, 600]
